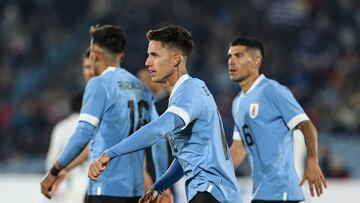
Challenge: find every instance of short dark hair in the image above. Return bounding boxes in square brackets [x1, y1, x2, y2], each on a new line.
[90, 24, 126, 54]
[230, 37, 264, 58]
[147, 25, 194, 57]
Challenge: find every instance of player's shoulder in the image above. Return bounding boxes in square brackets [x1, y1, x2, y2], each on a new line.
[83, 76, 104, 93]
[87, 74, 105, 86]
[261, 77, 294, 101]
[261, 77, 286, 92]
[176, 77, 211, 100]
[182, 77, 207, 92]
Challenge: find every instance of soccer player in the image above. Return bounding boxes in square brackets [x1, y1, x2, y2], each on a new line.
[40, 24, 169, 203]
[227, 37, 327, 202]
[88, 25, 242, 203]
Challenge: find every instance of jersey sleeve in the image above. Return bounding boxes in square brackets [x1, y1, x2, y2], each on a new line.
[165, 84, 201, 130]
[78, 77, 106, 127]
[268, 84, 309, 129]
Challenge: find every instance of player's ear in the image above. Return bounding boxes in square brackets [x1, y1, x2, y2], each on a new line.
[173, 54, 181, 67]
[119, 53, 125, 64]
[253, 56, 261, 66]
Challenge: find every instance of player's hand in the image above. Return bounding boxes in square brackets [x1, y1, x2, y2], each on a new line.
[40, 172, 57, 199]
[159, 189, 174, 203]
[300, 157, 327, 197]
[88, 153, 111, 180]
[139, 187, 161, 203]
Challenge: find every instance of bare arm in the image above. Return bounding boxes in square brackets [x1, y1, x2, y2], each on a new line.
[297, 120, 327, 197]
[297, 120, 318, 159]
[230, 140, 247, 169]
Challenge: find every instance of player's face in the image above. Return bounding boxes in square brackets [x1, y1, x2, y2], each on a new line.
[82, 57, 95, 83]
[89, 41, 104, 76]
[227, 45, 256, 82]
[145, 40, 176, 83]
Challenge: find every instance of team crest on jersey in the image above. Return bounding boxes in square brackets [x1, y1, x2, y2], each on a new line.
[249, 103, 259, 118]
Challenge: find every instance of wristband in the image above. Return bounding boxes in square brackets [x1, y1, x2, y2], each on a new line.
[50, 166, 60, 176]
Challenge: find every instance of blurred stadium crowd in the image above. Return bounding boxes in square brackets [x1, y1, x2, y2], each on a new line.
[0, 0, 359, 177]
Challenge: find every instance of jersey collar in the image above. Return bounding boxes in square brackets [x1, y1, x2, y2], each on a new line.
[170, 74, 190, 98]
[101, 66, 117, 75]
[244, 74, 265, 95]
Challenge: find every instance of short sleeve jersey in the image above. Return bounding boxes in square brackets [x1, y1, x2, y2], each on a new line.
[79, 67, 157, 197]
[232, 74, 308, 201]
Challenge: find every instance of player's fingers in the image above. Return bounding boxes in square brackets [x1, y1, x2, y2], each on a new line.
[89, 165, 98, 180]
[43, 191, 51, 199]
[41, 185, 51, 199]
[99, 164, 106, 172]
[309, 180, 315, 197]
[88, 165, 94, 177]
[138, 195, 144, 203]
[321, 175, 327, 188]
[315, 179, 322, 196]
[139, 193, 150, 203]
[96, 160, 106, 173]
[100, 158, 109, 165]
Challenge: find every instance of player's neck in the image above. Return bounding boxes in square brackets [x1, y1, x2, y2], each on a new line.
[154, 88, 168, 98]
[239, 73, 260, 93]
[105, 60, 120, 69]
[165, 66, 187, 94]
[98, 61, 120, 74]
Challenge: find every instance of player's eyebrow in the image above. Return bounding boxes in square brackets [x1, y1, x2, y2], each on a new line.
[228, 52, 244, 58]
[148, 51, 159, 56]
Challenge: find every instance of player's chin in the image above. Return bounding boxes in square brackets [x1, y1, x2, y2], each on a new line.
[229, 75, 239, 82]
[151, 76, 162, 83]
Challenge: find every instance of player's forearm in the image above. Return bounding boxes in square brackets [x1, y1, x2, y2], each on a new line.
[105, 112, 184, 159]
[65, 146, 89, 171]
[57, 122, 94, 167]
[230, 140, 246, 168]
[153, 158, 184, 194]
[151, 136, 169, 180]
[297, 120, 319, 160]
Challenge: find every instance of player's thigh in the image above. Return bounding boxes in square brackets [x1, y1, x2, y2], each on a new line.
[86, 195, 140, 203]
[189, 192, 219, 203]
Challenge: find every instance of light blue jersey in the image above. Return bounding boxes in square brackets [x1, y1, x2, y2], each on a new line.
[166, 75, 242, 203]
[232, 74, 308, 201]
[58, 67, 167, 197]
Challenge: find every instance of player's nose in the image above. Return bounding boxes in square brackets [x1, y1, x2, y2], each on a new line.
[145, 57, 152, 67]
